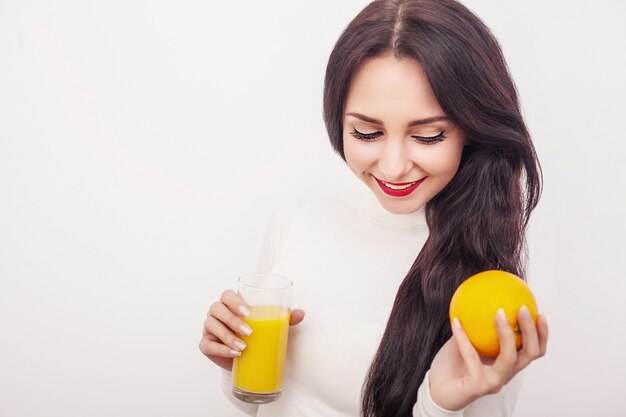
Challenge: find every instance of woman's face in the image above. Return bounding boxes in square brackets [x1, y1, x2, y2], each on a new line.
[343, 55, 465, 215]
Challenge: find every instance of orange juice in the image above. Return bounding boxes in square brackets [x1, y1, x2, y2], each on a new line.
[232, 305, 290, 393]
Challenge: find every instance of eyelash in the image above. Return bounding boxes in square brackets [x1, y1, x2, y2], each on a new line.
[349, 128, 446, 145]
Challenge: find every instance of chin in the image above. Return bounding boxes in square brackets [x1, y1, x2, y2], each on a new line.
[376, 195, 424, 215]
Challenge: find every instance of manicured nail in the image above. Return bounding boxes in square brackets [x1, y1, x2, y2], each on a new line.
[233, 339, 246, 351]
[520, 305, 531, 319]
[238, 305, 250, 317]
[239, 323, 253, 336]
[230, 349, 241, 357]
[452, 317, 461, 329]
[497, 308, 507, 323]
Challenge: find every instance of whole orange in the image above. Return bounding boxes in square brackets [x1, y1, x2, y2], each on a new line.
[449, 270, 538, 358]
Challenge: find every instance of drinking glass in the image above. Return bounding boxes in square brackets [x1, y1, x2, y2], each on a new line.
[232, 273, 292, 404]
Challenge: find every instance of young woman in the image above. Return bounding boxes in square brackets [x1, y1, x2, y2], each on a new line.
[199, 1, 549, 416]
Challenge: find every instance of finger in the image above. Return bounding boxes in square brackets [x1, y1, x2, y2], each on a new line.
[199, 336, 242, 358]
[537, 313, 549, 356]
[289, 309, 305, 326]
[220, 289, 251, 317]
[516, 305, 541, 361]
[204, 316, 248, 352]
[209, 301, 253, 336]
[451, 317, 483, 376]
[491, 308, 518, 376]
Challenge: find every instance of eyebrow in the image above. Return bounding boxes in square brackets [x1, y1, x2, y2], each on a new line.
[345, 112, 449, 127]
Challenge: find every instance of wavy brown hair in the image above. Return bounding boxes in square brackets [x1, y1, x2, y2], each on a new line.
[322, 1, 542, 416]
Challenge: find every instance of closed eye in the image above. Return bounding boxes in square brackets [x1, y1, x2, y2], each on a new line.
[350, 128, 382, 141]
[411, 132, 446, 145]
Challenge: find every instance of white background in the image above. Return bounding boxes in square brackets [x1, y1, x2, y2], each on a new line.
[1, 0, 625, 416]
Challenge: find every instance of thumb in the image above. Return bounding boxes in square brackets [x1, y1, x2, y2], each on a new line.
[289, 309, 305, 326]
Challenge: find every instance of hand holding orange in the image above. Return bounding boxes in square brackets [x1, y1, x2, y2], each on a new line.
[449, 270, 539, 358]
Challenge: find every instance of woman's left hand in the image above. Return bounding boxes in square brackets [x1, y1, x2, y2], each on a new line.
[428, 307, 549, 411]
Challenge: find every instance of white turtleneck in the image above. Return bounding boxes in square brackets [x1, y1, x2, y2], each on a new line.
[219, 182, 524, 417]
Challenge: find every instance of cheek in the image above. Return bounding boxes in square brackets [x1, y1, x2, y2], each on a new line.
[415, 143, 463, 178]
[343, 135, 357, 171]
[343, 137, 377, 172]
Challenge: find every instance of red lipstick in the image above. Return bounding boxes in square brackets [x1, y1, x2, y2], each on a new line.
[374, 176, 426, 197]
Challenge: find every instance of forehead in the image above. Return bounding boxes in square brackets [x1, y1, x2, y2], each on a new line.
[344, 55, 444, 122]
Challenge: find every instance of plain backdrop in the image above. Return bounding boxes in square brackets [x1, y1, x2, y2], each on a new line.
[1, 0, 625, 416]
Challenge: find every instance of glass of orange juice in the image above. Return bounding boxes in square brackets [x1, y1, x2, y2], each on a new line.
[232, 273, 292, 404]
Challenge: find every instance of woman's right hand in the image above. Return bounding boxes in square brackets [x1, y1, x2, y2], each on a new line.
[198, 289, 305, 371]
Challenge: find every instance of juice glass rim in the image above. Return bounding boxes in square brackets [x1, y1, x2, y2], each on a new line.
[238, 273, 293, 291]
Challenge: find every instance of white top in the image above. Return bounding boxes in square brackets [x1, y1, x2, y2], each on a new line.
[220, 182, 524, 417]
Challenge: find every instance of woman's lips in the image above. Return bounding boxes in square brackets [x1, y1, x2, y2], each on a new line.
[374, 176, 426, 197]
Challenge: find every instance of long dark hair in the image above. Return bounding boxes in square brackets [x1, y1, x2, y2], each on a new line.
[322, 1, 542, 416]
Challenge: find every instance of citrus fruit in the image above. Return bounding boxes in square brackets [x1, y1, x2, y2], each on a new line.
[449, 270, 538, 358]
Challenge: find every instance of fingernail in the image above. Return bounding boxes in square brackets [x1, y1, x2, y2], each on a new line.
[497, 308, 507, 323]
[233, 339, 246, 351]
[230, 349, 241, 357]
[452, 317, 461, 329]
[239, 323, 253, 336]
[520, 305, 531, 319]
[238, 305, 250, 317]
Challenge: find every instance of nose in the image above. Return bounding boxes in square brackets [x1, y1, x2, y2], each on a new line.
[377, 138, 413, 181]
